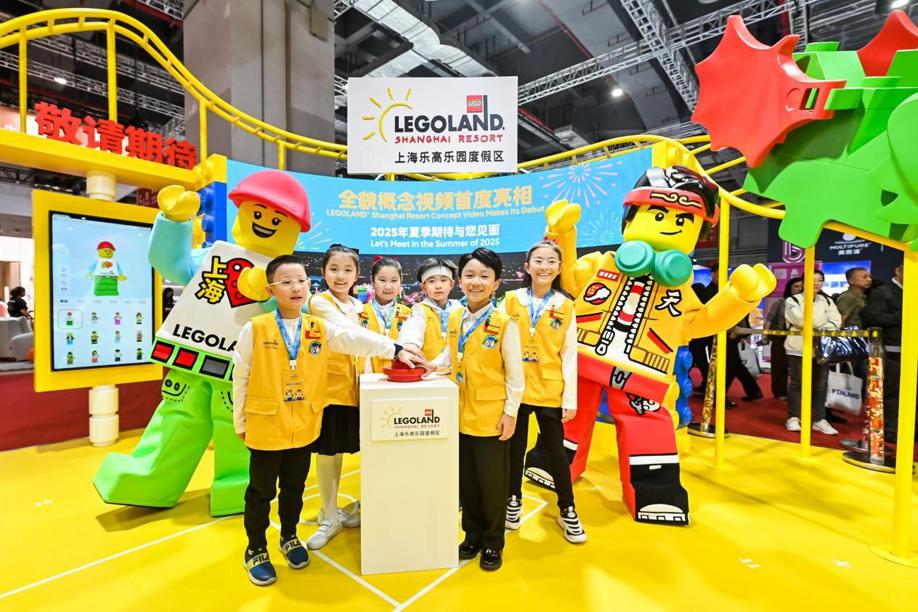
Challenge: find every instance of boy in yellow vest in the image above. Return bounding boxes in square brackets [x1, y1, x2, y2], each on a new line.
[444, 248, 524, 571]
[399, 257, 462, 366]
[232, 255, 428, 586]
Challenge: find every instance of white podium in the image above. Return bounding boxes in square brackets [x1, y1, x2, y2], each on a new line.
[359, 374, 459, 575]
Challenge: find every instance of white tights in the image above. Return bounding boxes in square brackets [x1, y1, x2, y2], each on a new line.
[316, 453, 344, 522]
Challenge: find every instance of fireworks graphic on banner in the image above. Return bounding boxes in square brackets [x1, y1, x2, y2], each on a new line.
[538, 158, 623, 209]
[295, 219, 334, 252]
[580, 205, 624, 246]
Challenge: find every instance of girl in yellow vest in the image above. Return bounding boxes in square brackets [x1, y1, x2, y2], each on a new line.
[358, 256, 413, 373]
[500, 240, 586, 543]
[399, 257, 462, 367]
[305, 245, 373, 550]
[232, 255, 427, 586]
[443, 248, 524, 571]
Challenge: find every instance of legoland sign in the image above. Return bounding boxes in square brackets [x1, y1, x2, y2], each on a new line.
[346, 77, 517, 175]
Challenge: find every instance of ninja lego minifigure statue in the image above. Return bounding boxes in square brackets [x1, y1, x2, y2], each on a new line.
[525, 164, 775, 525]
[93, 170, 311, 516]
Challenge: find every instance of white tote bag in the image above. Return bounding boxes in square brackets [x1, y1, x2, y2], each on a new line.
[826, 363, 863, 415]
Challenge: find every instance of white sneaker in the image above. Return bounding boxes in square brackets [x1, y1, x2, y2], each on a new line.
[505, 495, 522, 530]
[338, 503, 361, 528]
[558, 506, 587, 543]
[785, 417, 801, 432]
[812, 419, 839, 435]
[306, 518, 343, 550]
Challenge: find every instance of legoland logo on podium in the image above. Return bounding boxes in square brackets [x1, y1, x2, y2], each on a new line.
[347, 76, 518, 175]
[372, 398, 446, 442]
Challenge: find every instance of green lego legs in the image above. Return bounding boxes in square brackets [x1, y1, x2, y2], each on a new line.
[209, 383, 249, 516]
[93, 370, 250, 516]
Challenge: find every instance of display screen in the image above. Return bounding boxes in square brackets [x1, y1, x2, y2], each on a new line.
[49, 212, 156, 371]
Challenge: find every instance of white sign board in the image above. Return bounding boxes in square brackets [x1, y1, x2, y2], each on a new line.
[347, 76, 518, 175]
[370, 396, 446, 442]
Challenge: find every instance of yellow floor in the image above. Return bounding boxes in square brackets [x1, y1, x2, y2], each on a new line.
[1, 423, 917, 611]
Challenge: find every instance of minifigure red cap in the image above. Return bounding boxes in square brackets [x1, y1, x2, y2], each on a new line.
[228, 170, 311, 232]
[97, 241, 115, 251]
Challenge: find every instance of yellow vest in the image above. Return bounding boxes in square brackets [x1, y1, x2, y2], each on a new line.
[448, 307, 510, 436]
[420, 302, 449, 361]
[243, 313, 328, 451]
[308, 293, 358, 407]
[504, 289, 573, 408]
[357, 300, 412, 373]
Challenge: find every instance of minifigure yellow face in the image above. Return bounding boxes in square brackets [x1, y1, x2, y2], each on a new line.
[232, 201, 302, 257]
[622, 204, 703, 254]
[98, 247, 115, 258]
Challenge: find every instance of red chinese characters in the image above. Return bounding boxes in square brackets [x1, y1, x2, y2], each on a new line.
[33, 102, 197, 169]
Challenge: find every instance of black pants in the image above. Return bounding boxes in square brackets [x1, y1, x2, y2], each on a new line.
[508, 404, 574, 509]
[770, 338, 788, 398]
[459, 433, 509, 550]
[787, 356, 828, 422]
[244, 445, 312, 550]
[689, 337, 712, 386]
[726, 339, 762, 397]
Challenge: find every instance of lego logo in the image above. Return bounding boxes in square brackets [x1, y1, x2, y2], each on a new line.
[467, 95, 483, 112]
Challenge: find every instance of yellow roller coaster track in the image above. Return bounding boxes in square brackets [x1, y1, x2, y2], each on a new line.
[0, 8, 906, 249]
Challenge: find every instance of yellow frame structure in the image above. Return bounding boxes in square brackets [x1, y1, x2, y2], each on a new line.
[1, 7, 914, 565]
[32, 191, 163, 392]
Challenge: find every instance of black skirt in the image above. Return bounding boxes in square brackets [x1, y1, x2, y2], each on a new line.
[313, 404, 360, 455]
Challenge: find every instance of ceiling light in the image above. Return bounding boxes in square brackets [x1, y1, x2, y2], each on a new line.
[53, 76, 67, 85]
[890, 0, 909, 8]
[611, 87, 624, 98]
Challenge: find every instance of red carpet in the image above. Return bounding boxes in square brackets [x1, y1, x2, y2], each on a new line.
[0, 372, 162, 451]
[689, 372, 917, 456]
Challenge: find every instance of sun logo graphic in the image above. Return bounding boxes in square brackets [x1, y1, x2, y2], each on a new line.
[380, 405, 404, 429]
[362, 87, 412, 143]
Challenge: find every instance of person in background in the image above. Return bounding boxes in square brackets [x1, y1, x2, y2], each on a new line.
[836, 267, 871, 328]
[861, 264, 905, 443]
[162, 287, 176, 320]
[784, 269, 842, 435]
[763, 277, 803, 400]
[7, 287, 30, 319]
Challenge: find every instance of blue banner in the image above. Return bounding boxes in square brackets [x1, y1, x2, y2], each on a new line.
[224, 148, 651, 255]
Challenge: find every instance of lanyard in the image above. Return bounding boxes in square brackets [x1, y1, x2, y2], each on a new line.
[458, 304, 493, 360]
[372, 300, 393, 333]
[527, 289, 553, 337]
[274, 309, 302, 371]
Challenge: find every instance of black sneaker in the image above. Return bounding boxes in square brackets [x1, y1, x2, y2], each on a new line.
[558, 506, 587, 543]
[480, 548, 502, 571]
[458, 539, 481, 560]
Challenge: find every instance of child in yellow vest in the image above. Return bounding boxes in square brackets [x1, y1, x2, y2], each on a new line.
[500, 240, 586, 543]
[232, 255, 427, 586]
[443, 248, 524, 571]
[358, 256, 412, 373]
[399, 257, 462, 367]
[305, 245, 373, 550]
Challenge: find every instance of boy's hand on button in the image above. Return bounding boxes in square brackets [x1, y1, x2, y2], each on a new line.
[396, 344, 429, 369]
[497, 414, 517, 441]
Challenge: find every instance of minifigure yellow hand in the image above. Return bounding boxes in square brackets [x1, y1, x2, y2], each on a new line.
[238, 266, 270, 302]
[158, 185, 200, 222]
[727, 263, 777, 302]
[117, 275, 127, 281]
[544, 199, 581, 236]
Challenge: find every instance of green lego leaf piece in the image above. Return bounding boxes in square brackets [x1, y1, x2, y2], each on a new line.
[803, 42, 840, 52]
[825, 88, 863, 110]
[887, 49, 918, 86]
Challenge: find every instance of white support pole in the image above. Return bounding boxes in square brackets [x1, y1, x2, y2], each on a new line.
[86, 170, 120, 446]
